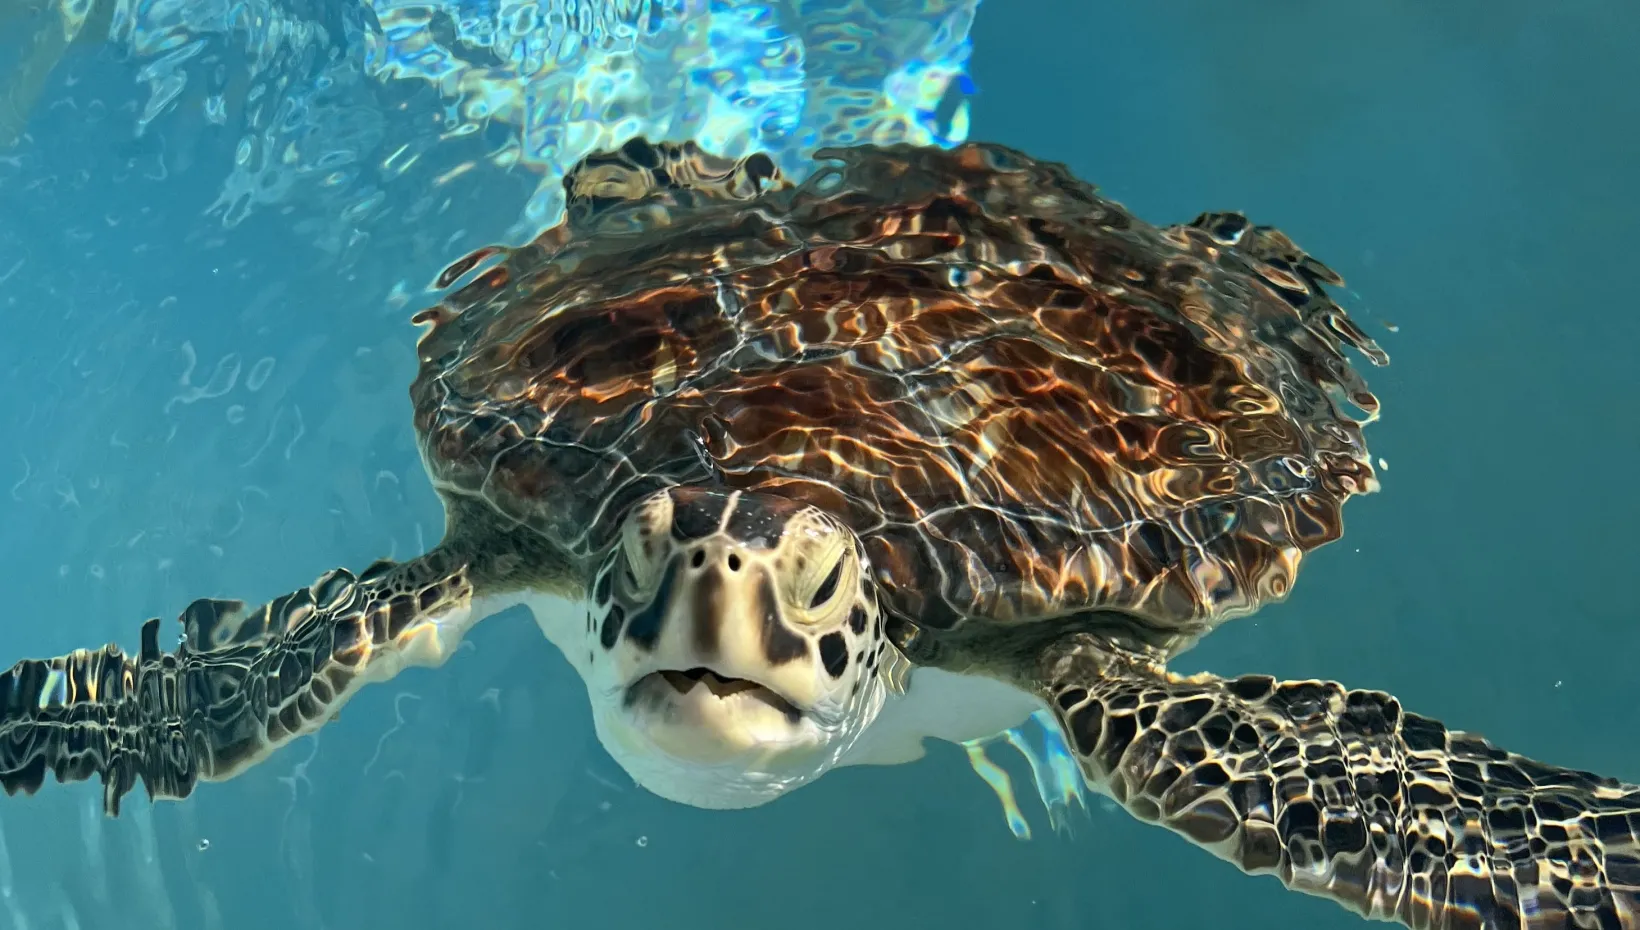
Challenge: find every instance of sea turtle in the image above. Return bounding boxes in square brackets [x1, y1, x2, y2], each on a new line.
[4, 138, 1637, 929]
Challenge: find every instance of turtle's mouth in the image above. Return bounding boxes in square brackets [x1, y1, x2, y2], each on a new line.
[629, 668, 803, 723]
[614, 665, 821, 765]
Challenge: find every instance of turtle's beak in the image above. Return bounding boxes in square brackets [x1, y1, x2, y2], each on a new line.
[618, 659, 821, 766]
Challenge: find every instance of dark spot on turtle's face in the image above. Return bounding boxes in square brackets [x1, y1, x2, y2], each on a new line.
[688, 559, 724, 656]
[593, 568, 613, 606]
[818, 632, 848, 678]
[758, 573, 809, 665]
[667, 487, 731, 542]
[600, 604, 626, 650]
[623, 559, 678, 652]
[848, 605, 867, 635]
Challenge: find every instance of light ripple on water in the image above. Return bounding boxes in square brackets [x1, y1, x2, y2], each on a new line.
[8, 0, 976, 258]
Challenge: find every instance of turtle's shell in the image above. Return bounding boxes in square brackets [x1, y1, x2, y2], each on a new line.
[411, 139, 1386, 657]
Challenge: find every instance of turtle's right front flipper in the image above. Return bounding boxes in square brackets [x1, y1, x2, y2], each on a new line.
[0, 550, 480, 815]
[1031, 635, 1640, 929]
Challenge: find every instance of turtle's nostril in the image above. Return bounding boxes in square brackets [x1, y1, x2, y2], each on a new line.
[727, 553, 742, 572]
[690, 550, 706, 568]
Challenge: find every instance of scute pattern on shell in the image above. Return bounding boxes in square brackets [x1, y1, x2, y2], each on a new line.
[411, 138, 1387, 655]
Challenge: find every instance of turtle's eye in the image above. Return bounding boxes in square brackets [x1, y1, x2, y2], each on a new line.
[809, 557, 844, 609]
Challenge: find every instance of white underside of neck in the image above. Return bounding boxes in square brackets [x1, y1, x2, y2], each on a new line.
[839, 666, 1045, 768]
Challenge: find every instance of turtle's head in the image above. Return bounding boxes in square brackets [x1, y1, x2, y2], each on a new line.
[584, 486, 891, 809]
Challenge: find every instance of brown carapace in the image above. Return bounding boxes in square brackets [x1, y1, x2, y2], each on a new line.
[415, 137, 1386, 658]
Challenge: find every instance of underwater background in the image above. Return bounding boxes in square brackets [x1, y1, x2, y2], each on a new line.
[1, 1, 1638, 928]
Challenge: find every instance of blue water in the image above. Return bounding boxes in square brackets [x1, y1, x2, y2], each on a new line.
[1, 2, 1637, 929]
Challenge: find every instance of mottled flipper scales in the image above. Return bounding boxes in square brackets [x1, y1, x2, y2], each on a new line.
[0, 550, 478, 815]
[1038, 636, 1640, 929]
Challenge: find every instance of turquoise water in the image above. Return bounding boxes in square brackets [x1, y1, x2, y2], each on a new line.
[1, 2, 1638, 929]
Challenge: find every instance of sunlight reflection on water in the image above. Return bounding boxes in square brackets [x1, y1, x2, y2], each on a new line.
[4, 0, 976, 245]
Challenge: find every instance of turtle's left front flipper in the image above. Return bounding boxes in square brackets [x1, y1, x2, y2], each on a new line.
[1033, 635, 1640, 930]
[0, 550, 479, 815]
